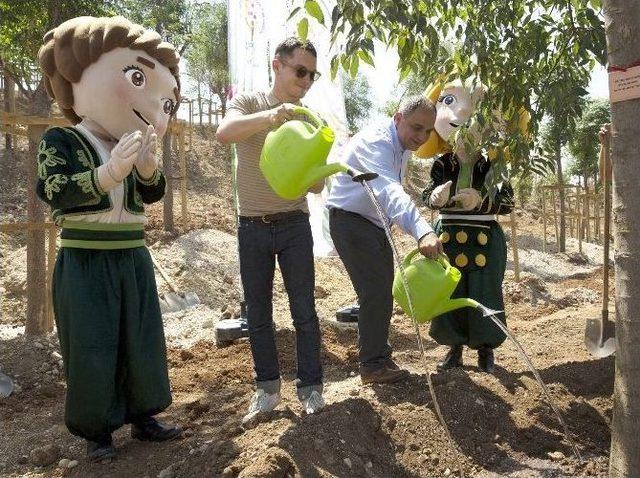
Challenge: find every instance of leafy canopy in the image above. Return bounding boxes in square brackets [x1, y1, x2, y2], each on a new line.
[293, 0, 606, 173]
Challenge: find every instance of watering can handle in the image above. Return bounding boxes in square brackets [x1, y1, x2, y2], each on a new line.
[403, 249, 451, 270]
[292, 106, 325, 129]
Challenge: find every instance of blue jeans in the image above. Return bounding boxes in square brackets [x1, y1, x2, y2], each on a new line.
[237, 212, 323, 400]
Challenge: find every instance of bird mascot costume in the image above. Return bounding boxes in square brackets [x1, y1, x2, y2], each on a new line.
[417, 77, 524, 374]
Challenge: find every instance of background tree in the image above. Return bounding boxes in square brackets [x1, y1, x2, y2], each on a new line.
[567, 97, 611, 189]
[341, 72, 372, 133]
[116, 0, 190, 54]
[602, 1, 640, 475]
[184, 1, 230, 118]
[537, 81, 583, 252]
[378, 72, 427, 117]
[1, 0, 112, 335]
[0, 0, 194, 325]
[305, 0, 605, 177]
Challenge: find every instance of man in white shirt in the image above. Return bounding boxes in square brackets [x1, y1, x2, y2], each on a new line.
[327, 96, 442, 383]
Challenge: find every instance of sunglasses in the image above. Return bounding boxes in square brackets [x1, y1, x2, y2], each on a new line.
[279, 59, 322, 82]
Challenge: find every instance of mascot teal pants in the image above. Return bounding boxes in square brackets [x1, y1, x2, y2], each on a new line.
[53, 235, 171, 441]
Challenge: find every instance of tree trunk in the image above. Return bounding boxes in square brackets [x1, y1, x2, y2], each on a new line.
[162, 131, 174, 232]
[555, 142, 566, 252]
[603, 1, 640, 476]
[4, 74, 15, 151]
[25, 82, 50, 335]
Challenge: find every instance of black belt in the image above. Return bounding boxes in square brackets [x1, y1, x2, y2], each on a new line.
[239, 210, 307, 224]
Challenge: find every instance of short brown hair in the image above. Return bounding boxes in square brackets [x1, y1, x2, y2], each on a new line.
[274, 37, 317, 59]
[399, 95, 435, 116]
[38, 16, 181, 123]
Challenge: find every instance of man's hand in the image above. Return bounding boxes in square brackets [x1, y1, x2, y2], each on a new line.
[418, 232, 443, 259]
[267, 103, 298, 126]
[135, 124, 158, 180]
[599, 123, 612, 183]
[308, 179, 325, 194]
[599, 123, 611, 144]
[430, 180, 452, 207]
[450, 188, 482, 210]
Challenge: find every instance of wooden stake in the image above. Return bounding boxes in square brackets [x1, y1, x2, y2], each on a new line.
[179, 129, 188, 227]
[542, 189, 547, 253]
[510, 210, 520, 282]
[551, 187, 559, 252]
[46, 224, 57, 331]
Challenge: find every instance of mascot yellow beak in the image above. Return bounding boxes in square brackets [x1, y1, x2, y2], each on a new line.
[415, 76, 452, 159]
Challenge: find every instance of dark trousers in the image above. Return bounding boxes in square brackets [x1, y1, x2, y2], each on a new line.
[237, 212, 322, 398]
[329, 208, 394, 370]
[53, 247, 171, 442]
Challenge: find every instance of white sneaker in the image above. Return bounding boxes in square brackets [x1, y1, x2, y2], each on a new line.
[242, 389, 281, 424]
[301, 390, 325, 414]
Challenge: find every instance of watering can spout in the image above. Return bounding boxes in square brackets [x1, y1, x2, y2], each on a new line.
[306, 162, 349, 187]
[432, 297, 480, 319]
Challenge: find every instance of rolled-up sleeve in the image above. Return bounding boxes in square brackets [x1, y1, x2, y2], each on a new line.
[348, 137, 433, 241]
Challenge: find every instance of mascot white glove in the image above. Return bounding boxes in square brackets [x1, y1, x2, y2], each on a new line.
[96, 131, 143, 192]
[450, 188, 482, 210]
[430, 180, 453, 207]
[135, 125, 159, 180]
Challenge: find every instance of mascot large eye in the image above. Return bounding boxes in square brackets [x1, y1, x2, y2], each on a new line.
[123, 66, 146, 88]
[163, 99, 175, 115]
[441, 94, 456, 106]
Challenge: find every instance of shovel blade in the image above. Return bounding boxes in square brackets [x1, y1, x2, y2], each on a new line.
[585, 318, 616, 358]
[0, 372, 14, 398]
[159, 292, 199, 314]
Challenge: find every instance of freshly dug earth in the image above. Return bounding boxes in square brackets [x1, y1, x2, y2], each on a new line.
[0, 132, 613, 477]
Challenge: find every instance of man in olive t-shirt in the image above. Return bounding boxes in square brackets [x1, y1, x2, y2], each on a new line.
[216, 37, 325, 423]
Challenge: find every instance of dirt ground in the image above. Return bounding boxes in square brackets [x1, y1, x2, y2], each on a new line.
[0, 130, 614, 477]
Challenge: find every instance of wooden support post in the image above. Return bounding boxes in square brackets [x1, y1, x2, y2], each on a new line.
[551, 187, 559, 252]
[510, 210, 520, 282]
[542, 189, 547, 253]
[208, 101, 212, 126]
[46, 224, 57, 331]
[162, 129, 174, 232]
[26, 124, 48, 335]
[577, 193, 583, 254]
[595, 193, 600, 242]
[585, 190, 591, 242]
[188, 101, 193, 150]
[568, 194, 575, 238]
[179, 128, 188, 227]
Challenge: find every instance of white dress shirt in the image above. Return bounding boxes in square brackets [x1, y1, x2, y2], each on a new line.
[326, 119, 433, 241]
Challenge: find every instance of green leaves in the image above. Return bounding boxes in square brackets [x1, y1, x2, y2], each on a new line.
[297, 17, 309, 41]
[314, 0, 606, 176]
[304, 1, 324, 25]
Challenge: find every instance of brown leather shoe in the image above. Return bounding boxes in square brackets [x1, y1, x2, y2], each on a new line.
[360, 363, 409, 384]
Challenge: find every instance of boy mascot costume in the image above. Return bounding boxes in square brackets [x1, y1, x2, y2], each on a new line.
[36, 16, 182, 460]
[417, 77, 520, 374]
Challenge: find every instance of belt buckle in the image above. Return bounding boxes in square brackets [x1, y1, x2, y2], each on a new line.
[261, 215, 271, 224]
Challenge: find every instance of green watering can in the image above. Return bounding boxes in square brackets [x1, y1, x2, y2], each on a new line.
[260, 106, 377, 200]
[392, 249, 483, 323]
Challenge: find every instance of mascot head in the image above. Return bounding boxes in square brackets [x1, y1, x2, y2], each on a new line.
[38, 16, 181, 139]
[415, 76, 483, 159]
